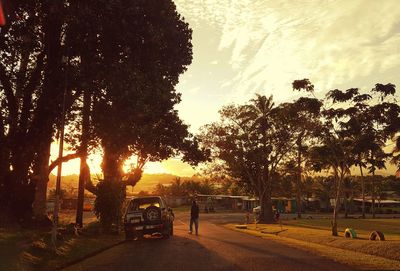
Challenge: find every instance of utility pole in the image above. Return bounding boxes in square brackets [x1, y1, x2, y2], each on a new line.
[52, 54, 69, 247]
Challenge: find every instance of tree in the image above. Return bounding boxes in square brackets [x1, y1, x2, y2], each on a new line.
[329, 83, 399, 218]
[307, 87, 361, 235]
[0, 1, 74, 222]
[201, 95, 294, 222]
[80, 0, 208, 230]
[367, 83, 399, 218]
[280, 95, 322, 218]
[0, 0, 207, 227]
[308, 136, 353, 236]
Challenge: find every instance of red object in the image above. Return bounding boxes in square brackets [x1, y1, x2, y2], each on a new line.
[0, 1, 6, 26]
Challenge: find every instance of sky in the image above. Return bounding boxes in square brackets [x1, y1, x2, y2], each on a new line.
[56, 0, 400, 177]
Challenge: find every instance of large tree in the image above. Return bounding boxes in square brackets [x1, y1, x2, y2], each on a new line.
[0, 0, 205, 226]
[0, 1, 75, 222]
[201, 95, 294, 222]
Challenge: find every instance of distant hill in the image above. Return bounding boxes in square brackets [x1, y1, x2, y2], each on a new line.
[48, 173, 199, 194]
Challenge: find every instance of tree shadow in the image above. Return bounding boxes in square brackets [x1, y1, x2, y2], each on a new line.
[64, 235, 241, 271]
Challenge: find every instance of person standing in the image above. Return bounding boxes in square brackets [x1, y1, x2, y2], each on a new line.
[189, 200, 199, 235]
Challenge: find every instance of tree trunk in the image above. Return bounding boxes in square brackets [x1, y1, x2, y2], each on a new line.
[372, 170, 376, 219]
[359, 165, 365, 218]
[32, 136, 52, 219]
[76, 90, 91, 227]
[76, 158, 88, 227]
[101, 144, 124, 183]
[9, 150, 34, 220]
[259, 196, 274, 223]
[296, 141, 302, 219]
[259, 181, 274, 223]
[331, 170, 343, 236]
[0, 114, 8, 180]
[29, 1, 64, 221]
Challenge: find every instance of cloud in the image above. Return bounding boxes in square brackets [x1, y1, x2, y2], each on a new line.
[217, 0, 400, 100]
[174, 0, 400, 130]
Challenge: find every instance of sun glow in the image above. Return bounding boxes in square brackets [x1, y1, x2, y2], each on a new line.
[122, 158, 168, 175]
[50, 143, 193, 176]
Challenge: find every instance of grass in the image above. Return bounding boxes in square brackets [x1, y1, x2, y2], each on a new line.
[227, 218, 400, 270]
[283, 217, 400, 237]
[0, 221, 124, 271]
[0, 229, 31, 271]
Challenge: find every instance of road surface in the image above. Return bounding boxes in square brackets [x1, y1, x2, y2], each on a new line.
[63, 212, 356, 271]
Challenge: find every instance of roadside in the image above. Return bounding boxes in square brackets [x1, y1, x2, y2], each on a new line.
[1, 211, 123, 271]
[61, 212, 357, 271]
[227, 218, 400, 270]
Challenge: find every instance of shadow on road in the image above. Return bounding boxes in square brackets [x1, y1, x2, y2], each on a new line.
[63, 234, 240, 271]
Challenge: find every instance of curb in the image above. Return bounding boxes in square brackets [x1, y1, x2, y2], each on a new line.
[53, 239, 125, 271]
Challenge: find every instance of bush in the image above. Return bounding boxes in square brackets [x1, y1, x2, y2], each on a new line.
[94, 180, 125, 232]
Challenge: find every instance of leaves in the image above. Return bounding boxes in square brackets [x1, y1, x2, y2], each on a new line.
[326, 88, 359, 103]
[372, 83, 396, 98]
[292, 79, 314, 92]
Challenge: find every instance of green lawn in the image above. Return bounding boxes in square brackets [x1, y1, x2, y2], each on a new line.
[283, 218, 400, 236]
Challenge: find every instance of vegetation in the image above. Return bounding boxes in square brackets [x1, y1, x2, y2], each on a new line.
[200, 80, 400, 231]
[0, 221, 123, 271]
[153, 177, 215, 198]
[0, 0, 207, 229]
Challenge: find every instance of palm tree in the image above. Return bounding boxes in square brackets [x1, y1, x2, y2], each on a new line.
[240, 94, 291, 222]
[242, 94, 274, 136]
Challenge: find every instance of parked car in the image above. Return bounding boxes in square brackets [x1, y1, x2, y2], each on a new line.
[124, 196, 174, 240]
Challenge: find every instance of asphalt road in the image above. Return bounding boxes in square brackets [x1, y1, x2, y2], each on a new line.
[63, 212, 356, 271]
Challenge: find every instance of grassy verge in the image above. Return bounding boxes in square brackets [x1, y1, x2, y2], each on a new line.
[226, 220, 400, 270]
[0, 222, 124, 271]
[283, 217, 400, 237]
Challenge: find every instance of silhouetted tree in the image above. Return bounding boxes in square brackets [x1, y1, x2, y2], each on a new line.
[201, 95, 294, 223]
[280, 94, 323, 218]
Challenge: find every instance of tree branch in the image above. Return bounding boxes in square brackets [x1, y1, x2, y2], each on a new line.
[48, 151, 81, 174]
[20, 52, 45, 132]
[0, 63, 18, 122]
